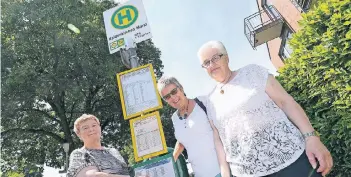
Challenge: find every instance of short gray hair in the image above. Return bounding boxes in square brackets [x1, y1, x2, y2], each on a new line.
[197, 40, 228, 60]
[157, 76, 184, 95]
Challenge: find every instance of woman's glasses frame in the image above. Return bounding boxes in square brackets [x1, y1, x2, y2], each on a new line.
[162, 87, 179, 100]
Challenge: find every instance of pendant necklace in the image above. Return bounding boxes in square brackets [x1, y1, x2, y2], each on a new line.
[177, 99, 190, 128]
[220, 71, 233, 94]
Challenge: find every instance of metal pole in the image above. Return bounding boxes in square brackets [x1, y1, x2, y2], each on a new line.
[120, 37, 140, 69]
[59, 142, 70, 174]
[65, 151, 69, 171]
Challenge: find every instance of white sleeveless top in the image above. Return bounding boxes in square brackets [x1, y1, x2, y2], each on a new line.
[206, 64, 305, 177]
[172, 98, 221, 177]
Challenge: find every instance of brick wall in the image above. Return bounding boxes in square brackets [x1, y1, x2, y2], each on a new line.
[256, 0, 303, 69]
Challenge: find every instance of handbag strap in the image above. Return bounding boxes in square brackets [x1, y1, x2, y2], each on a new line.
[194, 97, 207, 115]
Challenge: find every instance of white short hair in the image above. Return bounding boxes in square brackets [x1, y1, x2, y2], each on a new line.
[197, 40, 228, 60]
[157, 75, 184, 94]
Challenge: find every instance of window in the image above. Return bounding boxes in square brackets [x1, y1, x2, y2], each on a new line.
[279, 26, 293, 61]
[261, 0, 267, 6]
[292, 0, 312, 12]
[298, 0, 312, 11]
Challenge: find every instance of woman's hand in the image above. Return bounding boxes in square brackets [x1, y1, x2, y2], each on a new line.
[92, 172, 110, 177]
[305, 136, 333, 176]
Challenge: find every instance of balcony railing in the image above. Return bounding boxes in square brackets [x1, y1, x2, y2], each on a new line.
[244, 5, 284, 48]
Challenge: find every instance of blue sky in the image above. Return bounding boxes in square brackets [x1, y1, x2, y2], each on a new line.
[143, 0, 276, 97]
[44, 0, 276, 176]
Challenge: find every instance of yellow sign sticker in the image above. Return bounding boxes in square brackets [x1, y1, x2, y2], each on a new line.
[110, 38, 125, 50]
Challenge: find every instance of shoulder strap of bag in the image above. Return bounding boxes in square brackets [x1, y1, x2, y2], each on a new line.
[194, 97, 207, 115]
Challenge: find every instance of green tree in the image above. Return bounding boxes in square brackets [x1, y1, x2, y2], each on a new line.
[4, 172, 24, 177]
[277, 0, 351, 176]
[159, 101, 177, 147]
[1, 0, 168, 175]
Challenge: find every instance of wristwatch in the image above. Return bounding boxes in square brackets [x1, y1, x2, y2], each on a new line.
[302, 130, 320, 139]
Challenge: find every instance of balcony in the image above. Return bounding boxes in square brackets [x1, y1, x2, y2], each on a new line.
[244, 5, 284, 48]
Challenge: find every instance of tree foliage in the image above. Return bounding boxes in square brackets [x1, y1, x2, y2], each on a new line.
[1, 0, 171, 175]
[277, 0, 351, 176]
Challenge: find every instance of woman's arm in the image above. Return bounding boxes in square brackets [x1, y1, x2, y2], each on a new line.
[84, 169, 148, 177]
[173, 141, 185, 161]
[265, 75, 333, 176]
[78, 167, 135, 177]
[86, 171, 129, 177]
[209, 120, 231, 177]
[77, 167, 129, 177]
[266, 75, 314, 133]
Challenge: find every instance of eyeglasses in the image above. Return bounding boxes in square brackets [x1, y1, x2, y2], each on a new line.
[201, 54, 225, 68]
[162, 87, 178, 100]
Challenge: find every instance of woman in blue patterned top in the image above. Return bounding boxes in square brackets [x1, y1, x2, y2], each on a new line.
[67, 114, 145, 177]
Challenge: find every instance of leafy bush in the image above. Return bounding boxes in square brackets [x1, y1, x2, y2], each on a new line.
[277, 1, 351, 176]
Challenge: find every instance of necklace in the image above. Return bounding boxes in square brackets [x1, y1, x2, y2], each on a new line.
[177, 99, 190, 128]
[220, 71, 232, 94]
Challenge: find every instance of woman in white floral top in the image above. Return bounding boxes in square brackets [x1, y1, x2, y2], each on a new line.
[196, 41, 333, 177]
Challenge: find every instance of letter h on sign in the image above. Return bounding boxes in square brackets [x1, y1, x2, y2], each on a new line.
[118, 9, 132, 24]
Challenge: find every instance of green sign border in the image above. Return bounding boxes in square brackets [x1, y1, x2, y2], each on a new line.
[133, 153, 179, 177]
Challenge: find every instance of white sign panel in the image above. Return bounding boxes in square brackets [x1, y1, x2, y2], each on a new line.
[134, 157, 176, 177]
[103, 0, 152, 54]
[117, 64, 162, 119]
[130, 112, 167, 162]
[133, 115, 163, 157]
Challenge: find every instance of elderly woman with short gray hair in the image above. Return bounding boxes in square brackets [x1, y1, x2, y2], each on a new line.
[157, 76, 230, 177]
[197, 40, 333, 177]
[67, 114, 146, 177]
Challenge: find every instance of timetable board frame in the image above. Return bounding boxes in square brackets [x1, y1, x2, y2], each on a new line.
[133, 153, 179, 177]
[116, 64, 163, 120]
[130, 111, 168, 162]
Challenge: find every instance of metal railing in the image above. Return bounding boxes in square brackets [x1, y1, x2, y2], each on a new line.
[244, 5, 282, 48]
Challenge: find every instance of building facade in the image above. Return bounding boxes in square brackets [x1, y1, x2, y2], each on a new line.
[245, 0, 316, 69]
